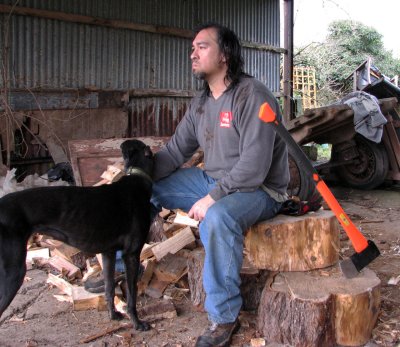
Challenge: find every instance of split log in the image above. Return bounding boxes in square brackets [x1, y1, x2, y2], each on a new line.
[72, 286, 123, 312]
[48, 255, 82, 279]
[100, 163, 124, 182]
[47, 273, 74, 296]
[148, 215, 167, 242]
[257, 266, 381, 347]
[187, 247, 270, 311]
[145, 277, 170, 298]
[244, 210, 339, 271]
[140, 243, 158, 261]
[50, 243, 86, 269]
[138, 299, 177, 321]
[154, 253, 188, 283]
[137, 259, 156, 295]
[72, 286, 107, 311]
[151, 226, 195, 261]
[173, 210, 199, 227]
[26, 247, 50, 265]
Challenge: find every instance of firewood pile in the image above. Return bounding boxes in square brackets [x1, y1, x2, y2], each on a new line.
[25, 160, 382, 347]
[25, 162, 205, 323]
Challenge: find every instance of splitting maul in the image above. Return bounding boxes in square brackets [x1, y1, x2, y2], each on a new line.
[258, 102, 380, 278]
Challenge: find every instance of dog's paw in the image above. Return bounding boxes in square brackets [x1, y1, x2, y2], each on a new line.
[110, 311, 124, 321]
[136, 320, 150, 331]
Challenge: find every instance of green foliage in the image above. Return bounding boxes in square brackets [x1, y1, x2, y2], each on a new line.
[294, 20, 400, 105]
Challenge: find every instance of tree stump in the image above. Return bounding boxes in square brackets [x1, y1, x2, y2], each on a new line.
[187, 247, 270, 311]
[244, 210, 339, 271]
[257, 266, 381, 347]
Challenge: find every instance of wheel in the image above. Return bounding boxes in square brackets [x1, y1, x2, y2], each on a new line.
[287, 153, 316, 201]
[334, 136, 389, 190]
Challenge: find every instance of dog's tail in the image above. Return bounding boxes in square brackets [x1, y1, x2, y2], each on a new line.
[0, 232, 28, 318]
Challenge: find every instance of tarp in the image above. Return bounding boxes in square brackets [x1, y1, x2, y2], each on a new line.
[336, 91, 387, 143]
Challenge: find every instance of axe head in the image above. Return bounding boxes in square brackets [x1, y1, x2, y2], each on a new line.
[339, 240, 380, 278]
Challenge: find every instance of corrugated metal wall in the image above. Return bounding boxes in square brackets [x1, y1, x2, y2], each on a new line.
[0, 0, 281, 138]
[1, 0, 280, 90]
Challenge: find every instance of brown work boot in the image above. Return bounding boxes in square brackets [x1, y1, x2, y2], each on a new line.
[195, 319, 240, 347]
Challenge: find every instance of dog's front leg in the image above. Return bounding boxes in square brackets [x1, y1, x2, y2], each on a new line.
[123, 252, 150, 331]
[101, 252, 124, 321]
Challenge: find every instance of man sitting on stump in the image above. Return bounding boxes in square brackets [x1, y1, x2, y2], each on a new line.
[150, 23, 290, 346]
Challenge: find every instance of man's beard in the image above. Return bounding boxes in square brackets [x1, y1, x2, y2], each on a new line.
[193, 71, 206, 80]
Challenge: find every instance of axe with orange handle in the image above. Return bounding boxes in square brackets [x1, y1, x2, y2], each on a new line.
[259, 102, 380, 278]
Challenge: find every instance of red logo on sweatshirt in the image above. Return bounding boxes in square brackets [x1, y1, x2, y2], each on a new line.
[220, 111, 232, 128]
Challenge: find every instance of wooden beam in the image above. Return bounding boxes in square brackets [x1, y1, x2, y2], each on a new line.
[127, 88, 195, 98]
[0, 4, 193, 39]
[241, 40, 286, 54]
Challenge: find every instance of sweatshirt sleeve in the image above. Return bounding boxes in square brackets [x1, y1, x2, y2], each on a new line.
[208, 89, 281, 201]
[153, 102, 200, 181]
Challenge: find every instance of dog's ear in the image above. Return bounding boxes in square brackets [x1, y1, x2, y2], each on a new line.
[120, 140, 135, 158]
[120, 140, 128, 153]
[144, 145, 153, 158]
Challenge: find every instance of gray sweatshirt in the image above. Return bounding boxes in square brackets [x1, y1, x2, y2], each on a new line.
[153, 76, 290, 202]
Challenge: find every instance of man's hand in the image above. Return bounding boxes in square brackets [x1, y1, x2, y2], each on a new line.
[188, 194, 215, 222]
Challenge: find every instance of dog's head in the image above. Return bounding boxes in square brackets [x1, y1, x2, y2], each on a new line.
[120, 140, 154, 178]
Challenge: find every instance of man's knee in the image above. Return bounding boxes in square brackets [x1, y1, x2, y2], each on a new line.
[204, 203, 242, 238]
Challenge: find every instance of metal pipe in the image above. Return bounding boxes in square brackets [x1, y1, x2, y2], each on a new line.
[283, 0, 294, 123]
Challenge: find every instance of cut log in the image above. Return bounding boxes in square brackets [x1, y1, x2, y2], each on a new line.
[148, 215, 167, 242]
[26, 247, 50, 265]
[93, 178, 110, 186]
[151, 226, 195, 261]
[138, 299, 177, 321]
[187, 247, 270, 311]
[48, 255, 82, 279]
[159, 208, 172, 219]
[173, 210, 199, 227]
[140, 243, 158, 261]
[244, 210, 339, 271]
[154, 253, 188, 283]
[257, 266, 381, 347]
[72, 286, 123, 312]
[72, 286, 107, 311]
[50, 242, 86, 269]
[100, 163, 124, 182]
[47, 273, 74, 296]
[137, 259, 156, 296]
[145, 277, 170, 298]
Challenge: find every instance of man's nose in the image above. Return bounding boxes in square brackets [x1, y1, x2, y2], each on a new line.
[191, 48, 198, 60]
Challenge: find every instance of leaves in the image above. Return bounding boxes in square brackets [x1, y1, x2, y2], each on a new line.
[294, 20, 400, 105]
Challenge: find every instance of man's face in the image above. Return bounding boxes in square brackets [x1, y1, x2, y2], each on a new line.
[190, 28, 227, 81]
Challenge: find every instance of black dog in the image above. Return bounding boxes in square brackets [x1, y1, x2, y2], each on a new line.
[0, 139, 153, 331]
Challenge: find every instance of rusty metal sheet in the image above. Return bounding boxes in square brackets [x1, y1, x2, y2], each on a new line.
[6, 91, 98, 111]
[68, 137, 169, 186]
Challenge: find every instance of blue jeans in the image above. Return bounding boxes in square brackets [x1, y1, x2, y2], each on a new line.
[151, 167, 281, 324]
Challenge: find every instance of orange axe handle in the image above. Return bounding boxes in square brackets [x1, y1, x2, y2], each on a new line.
[259, 102, 368, 253]
[313, 175, 368, 252]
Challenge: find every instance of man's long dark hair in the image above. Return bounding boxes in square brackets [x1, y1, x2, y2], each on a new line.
[194, 23, 249, 93]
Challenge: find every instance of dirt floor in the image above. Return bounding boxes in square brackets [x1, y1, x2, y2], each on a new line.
[0, 184, 399, 347]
